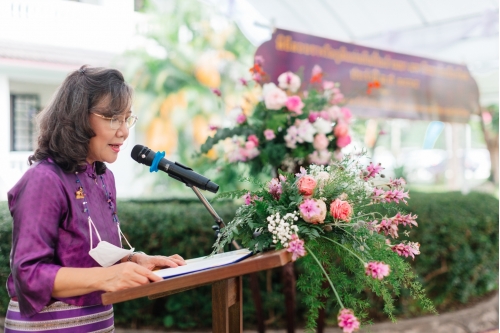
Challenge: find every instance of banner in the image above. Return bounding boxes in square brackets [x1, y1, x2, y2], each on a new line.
[255, 29, 480, 123]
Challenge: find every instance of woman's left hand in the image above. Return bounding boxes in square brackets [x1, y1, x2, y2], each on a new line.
[132, 253, 186, 270]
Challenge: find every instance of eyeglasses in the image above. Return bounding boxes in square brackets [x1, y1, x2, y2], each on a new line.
[91, 112, 138, 130]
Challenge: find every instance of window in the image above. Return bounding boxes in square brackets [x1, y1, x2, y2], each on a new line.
[10, 94, 40, 151]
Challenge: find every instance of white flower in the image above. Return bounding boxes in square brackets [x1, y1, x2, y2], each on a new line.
[315, 171, 330, 186]
[297, 120, 317, 143]
[284, 125, 300, 149]
[264, 86, 287, 110]
[327, 105, 341, 121]
[313, 118, 332, 134]
[278, 71, 301, 93]
[265, 211, 300, 249]
[262, 83, 278, 99]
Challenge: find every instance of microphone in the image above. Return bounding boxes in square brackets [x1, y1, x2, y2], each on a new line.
[131, 144, 219, 193]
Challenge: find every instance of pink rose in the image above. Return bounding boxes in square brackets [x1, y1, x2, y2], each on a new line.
[245, 141, 256, 150]
[331, 93, 344, 104]
[336, 135, 351, 148]
[299, 199, 327, 224]
[247, 134, 259, 146]
[285, 96, 304, 114]
[319, 110, 330, 121]
[236, 113, 246, 124]
[312, 65, 322, 76]
[308, 150, 332, 165]
[323, 80, 335, 90]
[313, 133, 329, 151]
[297, 175, 317, 197]
[264, 87, 287, 110]
[334, 123, 349, 137]
[341, 107, 352, 122]
[263, 129, 275, 140]
[327, 105, 341, 121]
[330, 198, 353, 222]
[308, 111, 320, 123]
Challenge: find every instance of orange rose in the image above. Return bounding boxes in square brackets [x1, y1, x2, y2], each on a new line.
[297, 175, 317, 197]
[330, 199, 353, 222]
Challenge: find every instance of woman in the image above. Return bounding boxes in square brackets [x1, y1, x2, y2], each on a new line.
[4, 65, 185, 332]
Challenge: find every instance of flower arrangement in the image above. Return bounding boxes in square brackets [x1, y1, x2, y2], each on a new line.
[200, 57, 365, 177]
[213, 151, 435, 332]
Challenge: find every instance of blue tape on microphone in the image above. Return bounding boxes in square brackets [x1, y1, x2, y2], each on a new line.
[149, 151, 165, 172]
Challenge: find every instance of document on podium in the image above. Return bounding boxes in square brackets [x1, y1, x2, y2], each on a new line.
[153, 248, 253, 279]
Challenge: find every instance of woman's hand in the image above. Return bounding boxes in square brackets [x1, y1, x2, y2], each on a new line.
[52, 254, 187, 298]
[98, 262, 163, 292]
[52, 261, 167, 297]
[132, 253, 186, 271]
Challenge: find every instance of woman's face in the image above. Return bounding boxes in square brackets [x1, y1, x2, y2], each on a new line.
[87, 99, 131, 164]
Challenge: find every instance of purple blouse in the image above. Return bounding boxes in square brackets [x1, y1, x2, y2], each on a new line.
[7, 159, 122, 317]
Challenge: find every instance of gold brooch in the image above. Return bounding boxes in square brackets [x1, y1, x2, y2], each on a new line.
[75, 187, 85, 199]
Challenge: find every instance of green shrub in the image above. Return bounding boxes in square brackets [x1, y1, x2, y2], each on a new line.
[401, 191, 499, 309]
[0, 191, 497, 329]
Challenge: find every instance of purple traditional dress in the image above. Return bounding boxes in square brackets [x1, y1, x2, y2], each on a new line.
[4, 159, 122, 332]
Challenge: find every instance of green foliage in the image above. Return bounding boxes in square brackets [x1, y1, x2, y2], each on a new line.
[396, 191, 499, 309]
[121, 0, 255, 193]
[0, 190, 497, 329]
[0, 204, 12, 316]
[485, 104, 499, 134]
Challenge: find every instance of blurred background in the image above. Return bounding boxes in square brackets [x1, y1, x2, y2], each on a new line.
[0, 1, 498, 331]
[0, 0, 497, 200]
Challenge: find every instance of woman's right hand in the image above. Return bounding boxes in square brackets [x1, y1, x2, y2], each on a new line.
[53, 263, 163, 298]
[98, 262, 163, 292]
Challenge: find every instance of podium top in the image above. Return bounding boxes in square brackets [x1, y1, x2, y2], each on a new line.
[102, 249, 292, 305]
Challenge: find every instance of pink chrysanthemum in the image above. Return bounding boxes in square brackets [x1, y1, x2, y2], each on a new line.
[365, 261, 390, 280]
[392, 212, 418, 228]
[376, 218, 399, 238]
[388, 177, 407, 189]
[286, 234, 306, 261]
[243, 192, 252, 205]
[371, 188, 385, 203]
[337, 308, 360, 333]
[299, 199, 321, 218]
[363, 162, 383, 180]
[384, 189, 410, 204]
[295, 166, 307, 179]
[268, 178, 283, 200]
[299, 199, 327, 224]
[392, 242, 420, 259]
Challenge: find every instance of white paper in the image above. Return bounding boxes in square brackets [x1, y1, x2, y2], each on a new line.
[153, 249, 253, 279]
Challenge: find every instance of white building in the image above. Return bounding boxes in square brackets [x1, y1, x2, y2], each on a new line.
[0, 0, 146, 200]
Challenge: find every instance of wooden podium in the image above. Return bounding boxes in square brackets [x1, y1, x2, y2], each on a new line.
[102, 249, 293, 333]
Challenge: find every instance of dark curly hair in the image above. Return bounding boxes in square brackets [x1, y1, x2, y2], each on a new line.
[29, 65, 133, 174]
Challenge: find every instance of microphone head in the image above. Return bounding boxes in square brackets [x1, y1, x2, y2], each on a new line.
[131, 144, 154, 166]
[131, 144, 144, 162]
[206, 181, 219, 194]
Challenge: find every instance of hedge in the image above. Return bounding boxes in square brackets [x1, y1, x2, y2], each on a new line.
[0, 191, 497, 329]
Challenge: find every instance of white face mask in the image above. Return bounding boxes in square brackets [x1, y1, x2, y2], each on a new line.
[87, 217, 134, 267]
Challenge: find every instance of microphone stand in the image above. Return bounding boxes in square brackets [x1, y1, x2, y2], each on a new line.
[189, 185, 240, 252]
